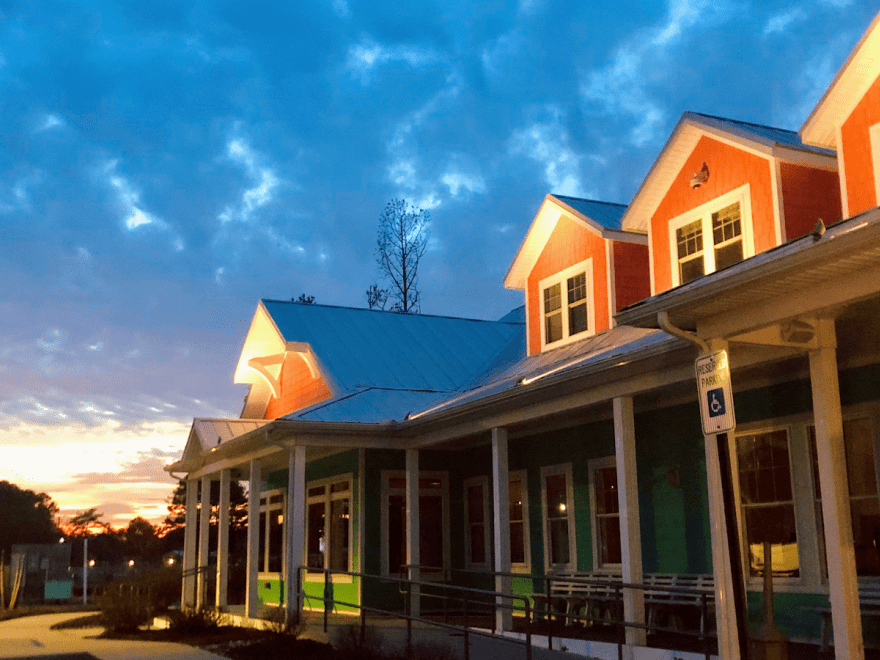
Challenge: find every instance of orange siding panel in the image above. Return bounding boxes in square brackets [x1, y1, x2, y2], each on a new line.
[526, 216, 609, 355]
[650, 136, 776, 293]
[612, 242, 650, 312]
[780, 163, 842, 240]
[264, 353, 333, 419]
[841, 74, 880, 216]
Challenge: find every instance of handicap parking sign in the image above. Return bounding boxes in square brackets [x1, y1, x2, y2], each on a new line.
[707, 388, 725, 417]
[695, 350, 736, 435]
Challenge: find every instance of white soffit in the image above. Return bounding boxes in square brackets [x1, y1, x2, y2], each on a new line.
[504, 195, 607, 290]
[801, 11, 880, 149]
[233, 301, 287, 385]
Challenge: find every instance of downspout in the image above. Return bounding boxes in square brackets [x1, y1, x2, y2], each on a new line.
[656, 311, 709, 353]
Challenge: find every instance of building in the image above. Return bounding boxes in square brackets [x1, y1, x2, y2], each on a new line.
[167, 11, 880, 659]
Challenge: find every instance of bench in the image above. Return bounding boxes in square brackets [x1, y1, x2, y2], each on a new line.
[818, 583, 880, 655]
[643, 573, 715, 635]
[531, 572, 714, 632]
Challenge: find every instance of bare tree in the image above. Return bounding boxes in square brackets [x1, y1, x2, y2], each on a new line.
[294, 293, 316, 304]
[365, 283, 389, 310]
[373, 198, 429, 313]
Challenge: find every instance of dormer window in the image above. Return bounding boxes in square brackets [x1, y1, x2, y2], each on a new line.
[539, 259, 594, 351]
[669, 184, 753, 287]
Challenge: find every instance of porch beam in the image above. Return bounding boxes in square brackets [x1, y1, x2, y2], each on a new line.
[182, 477, 199, 608]
[246, 459, 262, 619]
[613, 397, 645, 650]
[197, 475, 212, 608]
[810, 319, 863, 660]
[492, 427, 512, 632]
[216, 469, 231, 609]
[285, 445, 306, 618]
[406, 448, 420, 618]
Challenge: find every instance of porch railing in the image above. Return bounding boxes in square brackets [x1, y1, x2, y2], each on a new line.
[297, 565, 534, 660]
[405, 565, 717, 660]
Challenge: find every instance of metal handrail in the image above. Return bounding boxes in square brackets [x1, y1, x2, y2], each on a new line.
[297, 565, 534, 660]
[405, 565, 717, 660]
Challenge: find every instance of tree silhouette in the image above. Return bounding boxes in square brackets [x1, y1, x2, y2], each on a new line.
[0, 481, 61, 558]
[373, 198, 429, 313]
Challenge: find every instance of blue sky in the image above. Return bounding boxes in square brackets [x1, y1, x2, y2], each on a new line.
[1, 0, 876, 526]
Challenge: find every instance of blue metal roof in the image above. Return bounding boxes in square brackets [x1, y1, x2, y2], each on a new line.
[687, 112, 836, 157]
[551, 196, 627, 230]
[288, 388, 450, 424]
[262, 300, 523, 393]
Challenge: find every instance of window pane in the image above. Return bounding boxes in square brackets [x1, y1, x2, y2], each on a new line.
[715, 240, 743, 271]
[509, 480, 523, 521]
[467, 484, 484, 523]
[546, 474, 568, 518]
[419, 478, 442, 489]
[330, 498, 350, 571]
[421, 495, 444, 569]
[598, 517, 622, 565]
[308, 485, 326, 497]
[851, 498, 880, 576]
[545, 312, 562, 343]
[331, 480, 350, 494]
[307, 502, 325, 570]
[569, 302, 588, 336]
[844, 419, 877, 497]
[389, 477, 406, 489]
[711, 203, 742, 244]
[596, 467, 619, 515]
[680, 256, 704, 284]
[567, 273, 586, 304]
[388, 495, 406, 574]
[259, 511, 267, 572]
[744, 505, 799, 577]
[549, 519, 570, 565]
[510, 521, 525, 564]
[544, 283, 561, 312]
[470, 523, 486, 564]
[268, 509, 284, 572]
[676, 220, 703, 258]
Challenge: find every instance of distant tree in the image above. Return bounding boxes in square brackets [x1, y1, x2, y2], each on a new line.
[0, 481, 62, 558]
[124, 517, 159, 564]
[365, 283, 389, 310]
[64, 507, 112, 537]
[295, 294, 316, 304]
[160, 479, 248, 559]
[374, 198, 429, 313]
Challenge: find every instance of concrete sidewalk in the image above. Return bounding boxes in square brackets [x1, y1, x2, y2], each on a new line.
[0, 613, 228, 660]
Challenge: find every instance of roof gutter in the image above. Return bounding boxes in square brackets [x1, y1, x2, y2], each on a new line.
[657, 311, 708, 353]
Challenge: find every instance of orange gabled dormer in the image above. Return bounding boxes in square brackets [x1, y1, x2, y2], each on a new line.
[233, 302, 333, 420]
[620, 112, 841, 295]
[505, 194, 649, 356]
[801, 11, 880, 218]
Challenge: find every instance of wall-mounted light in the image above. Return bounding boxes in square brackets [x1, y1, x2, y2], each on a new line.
[690, 162, 709, 188]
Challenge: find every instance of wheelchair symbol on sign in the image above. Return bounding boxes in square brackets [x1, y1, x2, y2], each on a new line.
[707, 388, 726, 418]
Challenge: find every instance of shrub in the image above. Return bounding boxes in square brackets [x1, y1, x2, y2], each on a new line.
[166, 605, 224, 635]
[98, 584, 154, 632]
[332, 623, 385, 659]
[262, 605, 304, 637]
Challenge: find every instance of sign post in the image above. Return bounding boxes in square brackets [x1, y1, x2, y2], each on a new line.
[696, 349, 750, 659]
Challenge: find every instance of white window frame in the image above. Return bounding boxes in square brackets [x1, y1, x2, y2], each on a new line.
[304, 473, 354, 583]
[538, 258, 595, 352]
[668, 184, 754, 287]
[509, 469, 531, 573]
[540, 463, 576, 572]
[463, 476, 491, 570]
[589, 456, 621, 572]
[380, 470, 450, 577]
[870, 123, 880, 207]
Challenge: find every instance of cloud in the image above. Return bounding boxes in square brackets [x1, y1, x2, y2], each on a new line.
[509, 107, 589, 198]
[218, 137, 281, 225]
[763, 8, 807, 37]
[330, 0, 351, 19]
[103, 160, 184, 249]
[581, 0, 733, 147]
[37, 113, 64, 131]
[345, 38, 443, 84]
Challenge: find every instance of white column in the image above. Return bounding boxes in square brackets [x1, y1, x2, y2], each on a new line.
[614, 397, 645, 652]
[810, 318, 863, 660]
[182, 478, 198, 608]
[704, 433, 740, 660]
[492, 427, 512, 631]
[197, 475, 211, 608]
[216, 468, 231, 609]
[285, 445, 306, 617]
[246, 459, 262, 619]
[406, 449, 420, 618]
